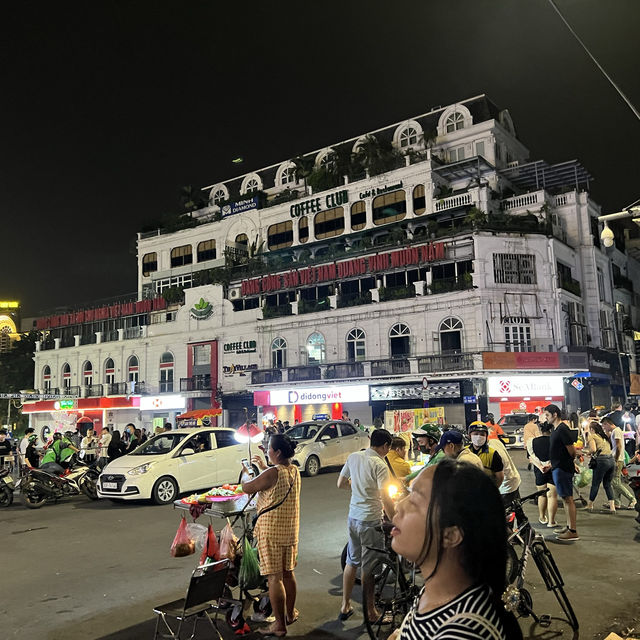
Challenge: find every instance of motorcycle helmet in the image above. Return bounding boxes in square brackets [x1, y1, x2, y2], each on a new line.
[28, 434, 38, 444]
[483, 413, 495, 423]
[468, 420, 489, 434]
[413, 423, 441, 443]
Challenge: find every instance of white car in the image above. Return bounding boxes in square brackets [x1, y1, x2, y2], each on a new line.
[97, 428, 248, 504]
[286, 420, 370, 477]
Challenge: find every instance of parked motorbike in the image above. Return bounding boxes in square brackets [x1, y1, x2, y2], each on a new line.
[20, 455, 100, 509]
[0, 467, 16, 507]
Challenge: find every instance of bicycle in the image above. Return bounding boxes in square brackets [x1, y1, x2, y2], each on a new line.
[503, 489, 579, 638]
[362, 521, 421, 640]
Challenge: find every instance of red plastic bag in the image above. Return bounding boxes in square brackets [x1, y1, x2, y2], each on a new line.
[170, 516, 195, 557]
[199, 524, 220, 565]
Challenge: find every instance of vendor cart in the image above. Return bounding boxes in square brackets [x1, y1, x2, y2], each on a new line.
[173, 493, 271, 634]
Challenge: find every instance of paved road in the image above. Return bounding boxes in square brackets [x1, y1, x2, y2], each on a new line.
[1, 451, 639, 639]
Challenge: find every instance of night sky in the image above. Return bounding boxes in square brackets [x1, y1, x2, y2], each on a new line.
[2, 0, 639, 316]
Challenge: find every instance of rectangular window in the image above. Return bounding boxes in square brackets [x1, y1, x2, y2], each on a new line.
[448, 146, 465, 162]
[314, 207, 345, 239]
[142, 252, 158, 277]
[504, 323, 531, 352]
[493, 253, 537, 285]
[351, 201, 366, 230]
[298, 217, 309, 243]
[372, 191, 406, 225]
[268, 221, 293, 249]
[597, 268, 605, 301]
[413, 184, 426, 216]
[170, 245, 193, 268]
[193, 344, 211, 366]
[475, 141, 485, 157]
[197, 240, 216, 262]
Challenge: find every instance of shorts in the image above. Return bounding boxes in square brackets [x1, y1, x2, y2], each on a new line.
[533, 467, 553, 486]
[346, 517, 385, 577]
[256, 538, 298, 576]
[552, 468, 574, 499]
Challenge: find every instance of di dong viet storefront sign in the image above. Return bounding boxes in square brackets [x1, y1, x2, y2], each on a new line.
[240, 241, 445, 297]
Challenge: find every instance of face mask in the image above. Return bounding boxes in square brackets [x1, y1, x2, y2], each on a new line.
[471, 434, 486, 448]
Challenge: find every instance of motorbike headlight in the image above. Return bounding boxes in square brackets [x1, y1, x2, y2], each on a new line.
[127, 462, 156, 476]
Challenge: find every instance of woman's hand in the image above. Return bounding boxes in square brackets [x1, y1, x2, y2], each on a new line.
[251, 455, 267, 471]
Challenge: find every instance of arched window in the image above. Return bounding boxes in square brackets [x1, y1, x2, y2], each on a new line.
[104, 358, 115, 385]
[268, 221, 293, 249]
[373, 190, 406, 225]
[350, 201, 366, 230]
[314, 207, 344, 239]
[346, 328, 366, 362]
[439, 317, 463, 354]
[245, 178, 259, 193]
[61, 363, 71, 389]
[241, 173, 262, 195]
[127, 355, 139, 383]
[278, 163, 297, 186]
[160, 352, 174, 393]
[42, 365, 51, 391]
[317, 149, 336, 171]
[142, 252, 158, 276]
[271, 338, 287, 369]
[445, 112, 465, 133]
[298, 217, 309, 243]
[235, 234, 248, 246]
[399, 127, 418, 148]
[83, 361, 93, 386]
[389, 323, 411, 358]
[197, 239, 216, 262]
[306, 332, 326, 365]
[212, 188, 227, 205]
[413, 184, 426, 215]
[170, 244, 193, 267]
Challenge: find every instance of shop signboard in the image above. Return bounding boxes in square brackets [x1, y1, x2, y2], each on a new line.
[313, 413, 329, 420]
[482, 351, 588, 371]
[487, 376, 564, 400]
[370, 382, 460, 401]
[222, 195, 259, 216]
[223, 340, 257, 354]
[139, 395, 186, 411]
[289, 189, 348, 218]
[266, 385, 369, 406]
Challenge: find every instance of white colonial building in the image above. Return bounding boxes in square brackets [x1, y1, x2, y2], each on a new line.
[25, 94, 639, 433]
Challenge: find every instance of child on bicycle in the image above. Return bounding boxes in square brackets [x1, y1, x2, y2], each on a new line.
[388, 458, 522, 640]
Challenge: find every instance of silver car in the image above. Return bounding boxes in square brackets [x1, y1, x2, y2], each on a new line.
[285, 421, 370, 477]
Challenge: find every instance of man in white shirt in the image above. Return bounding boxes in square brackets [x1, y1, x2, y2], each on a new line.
[602, 417, 636, 510]
[337, 429, 395, 623]
[489, 436, 522, 508]
[19, 427, 37, 467]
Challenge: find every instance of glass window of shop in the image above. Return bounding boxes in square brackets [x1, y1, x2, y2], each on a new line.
[299, 216, 309, 243]
[268, 221, 294, 250]
[389, 323, 411, 358]
[314, 207, 344, 239]
[413, 184, 426, 215]
[142, 252, 158, 276]
[373, 190, 406, 225]
[346, 328, 366, 361]
[170, 244, 193, 268]
[351, 201, 366, 230]
[272, 337, 287, 368]
[197, 239, 216, 262]
[306, 332, 326, 364]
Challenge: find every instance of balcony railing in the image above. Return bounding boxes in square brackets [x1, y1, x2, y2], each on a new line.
[62, 385, 80, 397]
[180, 376, 212, 392]
[288, 366, 322, 382]
[434, 192, 473, 213]
[324, 362, 364, 379]
[251, 369, 283, 385]
[337, 291, 372, 308]
[40, 387, 60, 396]
[107, 382, 129, 396]
[102, 330, 119, 343]
[298, 297, 330, 315]
[429, 275, 473, 294]
[85, 384, 103, 397]
[371, 358, 410, 376]
[262, 304, 293, 319]
[417, 352, 474, 373]
[379, 286, 415, 302]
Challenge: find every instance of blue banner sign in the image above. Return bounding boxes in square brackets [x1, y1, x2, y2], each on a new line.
[463, 395, 477, 404]
[222, 196, 259, 216]
[312, 413, 329, 420]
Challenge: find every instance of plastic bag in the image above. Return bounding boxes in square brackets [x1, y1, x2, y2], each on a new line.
[170, 516, 195, 557]
[573, 466, 592, 489]
[199, 524, 221, 565]
[219, 522, 238, 561]
[186, 523, 208, 552]
[239, 537, 262, 590]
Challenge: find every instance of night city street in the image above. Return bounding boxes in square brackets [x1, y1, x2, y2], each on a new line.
[1, 451, 639, 640]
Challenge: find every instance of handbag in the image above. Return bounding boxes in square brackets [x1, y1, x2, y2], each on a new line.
[588, 446, 601, 470]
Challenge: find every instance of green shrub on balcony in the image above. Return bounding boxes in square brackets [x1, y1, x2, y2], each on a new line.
[337, 290, 372, 308]
[379, 285, 414, 301]
[429, 274, 472, 294]
[298, 297, 330, 314]
[262, 304, 292, 319]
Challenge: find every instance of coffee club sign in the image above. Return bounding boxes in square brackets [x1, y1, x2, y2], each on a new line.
[240, 241, 445, 297]
[289, 189, 348, 218]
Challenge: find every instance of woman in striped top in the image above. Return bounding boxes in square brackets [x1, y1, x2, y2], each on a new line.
[389, 458, 522, 639]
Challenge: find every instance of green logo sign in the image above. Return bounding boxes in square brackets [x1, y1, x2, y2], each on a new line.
[190, 297, 213, 320]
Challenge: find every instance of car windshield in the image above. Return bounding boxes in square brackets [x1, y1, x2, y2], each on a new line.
[286, 424, 321, 440]
[128, 433, 188, 455]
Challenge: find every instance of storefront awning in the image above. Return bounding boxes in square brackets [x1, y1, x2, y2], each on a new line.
[572, 372, 610, 381]
[176, 408, 222, 420]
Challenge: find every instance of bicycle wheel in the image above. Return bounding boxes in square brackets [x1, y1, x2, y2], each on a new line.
[505, 544, 519, 585]
[531, 541, 579, 632]
[363, 560, 412, 640]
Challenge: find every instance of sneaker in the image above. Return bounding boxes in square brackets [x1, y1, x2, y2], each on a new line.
[556, 529, 579, 541]
[538, 517, 548, 524]
[547, 521, 559, 528]
[553, 525, 567, 533]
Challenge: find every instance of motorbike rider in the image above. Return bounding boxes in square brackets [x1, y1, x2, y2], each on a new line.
[466, 421, 504, 487]
[25, 434, 40, 468]
[40, 434, 79, 475]
[406, 424, 442, 482]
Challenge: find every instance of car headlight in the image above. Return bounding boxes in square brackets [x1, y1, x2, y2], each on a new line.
[127, 462, 156, 476]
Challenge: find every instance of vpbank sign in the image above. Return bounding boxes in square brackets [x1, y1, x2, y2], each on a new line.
[269, 385, 369, 406]
[487, 376, 564, 399]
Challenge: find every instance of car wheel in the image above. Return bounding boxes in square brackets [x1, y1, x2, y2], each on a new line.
[304, 455, 320, 477]
[152, 476, 178, 505]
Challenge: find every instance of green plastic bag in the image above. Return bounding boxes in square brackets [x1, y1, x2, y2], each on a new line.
[239, 537, 261, 590]
[573, 466, 592, 489]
